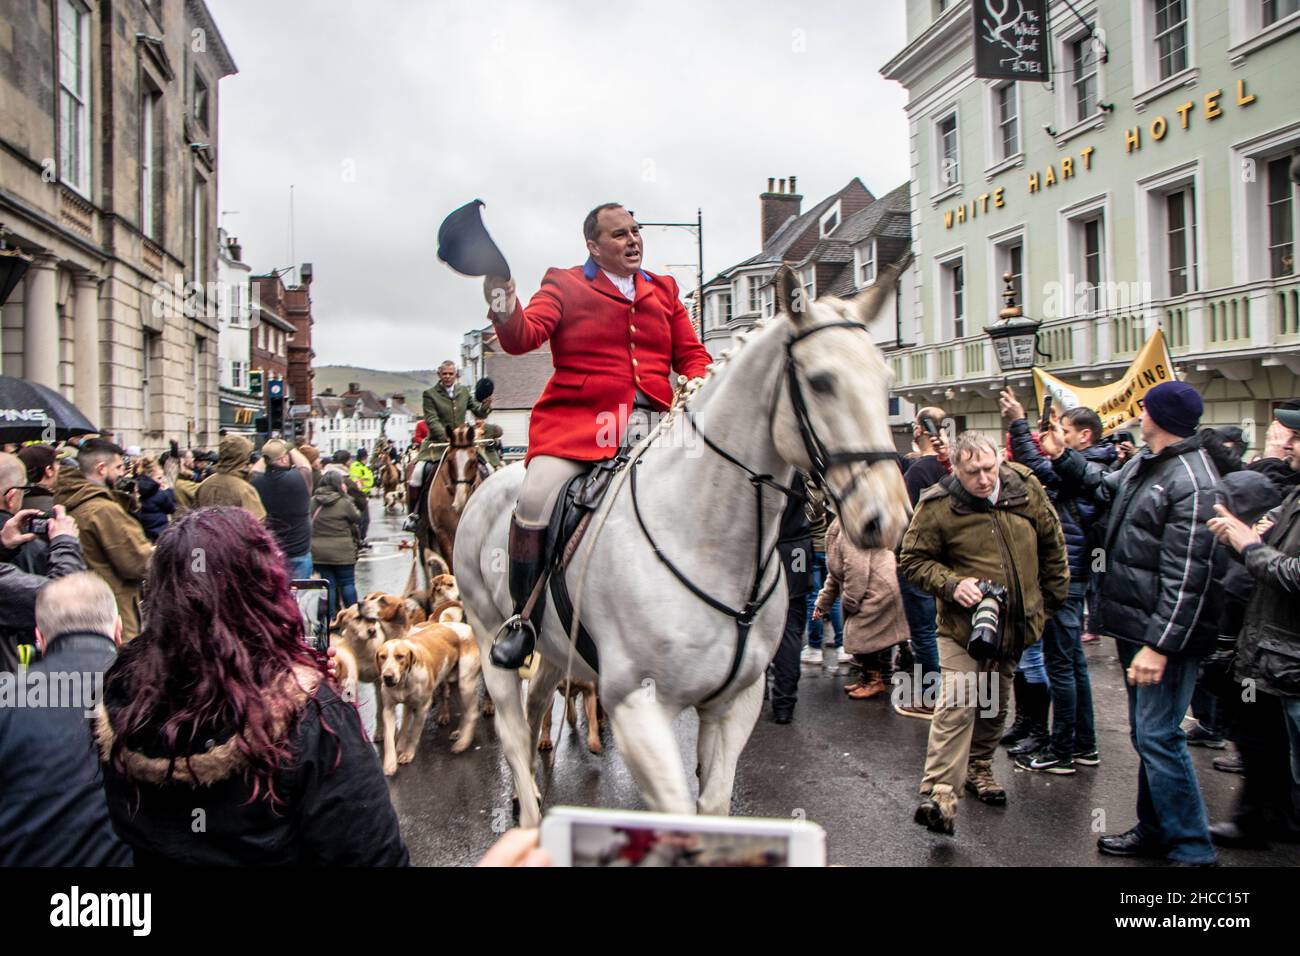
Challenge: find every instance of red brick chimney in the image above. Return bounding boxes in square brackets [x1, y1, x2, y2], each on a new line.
[760, 175, 802, 247]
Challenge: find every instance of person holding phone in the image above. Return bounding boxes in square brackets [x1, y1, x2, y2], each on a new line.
[97, 507, 408, 866]
[0, 451, 85, 671]
[894, 407, 950, 718]
[999, 386, 1115, 774]
[1039, 381, 1228, 865]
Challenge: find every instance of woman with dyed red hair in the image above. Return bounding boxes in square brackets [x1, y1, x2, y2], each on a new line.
[95, 507, 407, 866]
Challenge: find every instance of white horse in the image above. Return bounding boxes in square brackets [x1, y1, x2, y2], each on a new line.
[454, 265, 911, 828]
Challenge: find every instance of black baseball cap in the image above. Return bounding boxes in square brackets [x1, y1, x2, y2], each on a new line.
[1276, 400, 1300, 430]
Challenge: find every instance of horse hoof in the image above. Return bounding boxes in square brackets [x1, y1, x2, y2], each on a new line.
[587, 740, 603, 755]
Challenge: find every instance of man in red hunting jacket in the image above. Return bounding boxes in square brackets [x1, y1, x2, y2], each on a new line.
[482, 202, 712, 667]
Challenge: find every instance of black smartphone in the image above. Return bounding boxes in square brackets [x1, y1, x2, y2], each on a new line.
[1039, 394, 1053, 431]
[289, 579, 331, 653]
[1114, 431, 1134, 445]
[921, 417, 940, 438]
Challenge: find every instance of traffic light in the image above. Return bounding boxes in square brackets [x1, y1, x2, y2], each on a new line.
[268, 379, 285, 432]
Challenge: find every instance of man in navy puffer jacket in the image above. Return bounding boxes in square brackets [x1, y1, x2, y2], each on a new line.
[1001, 388, 1114, 775]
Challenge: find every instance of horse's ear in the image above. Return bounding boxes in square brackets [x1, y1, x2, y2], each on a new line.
[848, 252, 912, 325]
[774, 266, 807, 323]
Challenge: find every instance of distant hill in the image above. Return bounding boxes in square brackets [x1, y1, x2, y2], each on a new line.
[313, 365, 440, 398]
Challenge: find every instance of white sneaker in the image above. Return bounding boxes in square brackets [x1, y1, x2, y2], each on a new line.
[837, 649, 853, 664]
[800, 645, 822, 664]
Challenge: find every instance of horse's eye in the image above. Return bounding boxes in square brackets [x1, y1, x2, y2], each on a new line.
[807, 372, 836, 395]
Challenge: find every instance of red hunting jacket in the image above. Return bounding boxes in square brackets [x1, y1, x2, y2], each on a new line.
[489, 259, 712, 463]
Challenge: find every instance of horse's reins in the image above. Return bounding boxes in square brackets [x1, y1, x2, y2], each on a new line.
[559, 317, 898, 709]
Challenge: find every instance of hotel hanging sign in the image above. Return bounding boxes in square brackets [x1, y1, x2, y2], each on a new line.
[973, 0, 1048, 81]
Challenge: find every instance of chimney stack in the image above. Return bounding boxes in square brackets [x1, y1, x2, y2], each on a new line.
[347, 381, 360, 394]
[226, 236, 243, 262]
[760, 174, 803, 246]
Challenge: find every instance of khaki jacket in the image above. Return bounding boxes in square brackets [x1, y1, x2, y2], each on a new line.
[195, 435, 266, 521]
[816, 519, 909, 655]
[899, 462, 1068, 661]
[418, 384, 489, 462]
[55, 469, 154, 642]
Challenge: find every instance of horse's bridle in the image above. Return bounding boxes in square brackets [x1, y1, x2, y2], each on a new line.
[629, 318, 898, 703]
[782, 319, 901, 509]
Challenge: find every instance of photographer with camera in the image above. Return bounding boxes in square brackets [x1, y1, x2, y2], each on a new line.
[55, 439, 154, 643]
[0, 451, 85, 671]
[900, 432, 1068, 835]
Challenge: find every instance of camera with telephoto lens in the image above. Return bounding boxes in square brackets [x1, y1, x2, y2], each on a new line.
[967, 580, 1008, 662]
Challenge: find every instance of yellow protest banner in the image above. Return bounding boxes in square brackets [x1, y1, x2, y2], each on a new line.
[1032, 329, 1176, 434]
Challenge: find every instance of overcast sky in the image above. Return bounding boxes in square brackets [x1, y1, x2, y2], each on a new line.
[214, 0, 909, 370]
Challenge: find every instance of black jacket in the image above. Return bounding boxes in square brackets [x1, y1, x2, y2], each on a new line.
[1054, 431, 1225, 656]
[0, 534, 86, 671]
[778, 484, 813, 599]
[97, 666, 408, 866]
[253, 465, 313, 558]
[0, 631, 132, 865]
[1006, 418, 1115, 583]
[1234, 485, 1300, 697]
[134, 475, 175, 541]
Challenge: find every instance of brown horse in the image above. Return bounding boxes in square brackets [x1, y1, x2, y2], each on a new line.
[416, 425, 481, 578]
[376, 450, 402, 512]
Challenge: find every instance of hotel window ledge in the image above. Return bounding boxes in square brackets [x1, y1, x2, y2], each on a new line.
[929, 182, 963, 207]
[1230, 13, 1300, 65]
[983, 152, 1025, 182]
[1052, 112, 1107, 148]
[1132, 67, 1199, 113]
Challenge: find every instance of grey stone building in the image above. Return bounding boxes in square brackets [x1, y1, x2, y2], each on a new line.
[0, 0, 236, 452]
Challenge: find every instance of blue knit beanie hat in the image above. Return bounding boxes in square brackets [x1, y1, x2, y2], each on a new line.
[1144, 381, 1202, 437]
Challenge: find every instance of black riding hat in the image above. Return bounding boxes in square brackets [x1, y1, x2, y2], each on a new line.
[437, 200, 511, 279]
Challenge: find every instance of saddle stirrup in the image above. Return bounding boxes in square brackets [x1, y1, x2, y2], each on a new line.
[491, 517, 550, 669]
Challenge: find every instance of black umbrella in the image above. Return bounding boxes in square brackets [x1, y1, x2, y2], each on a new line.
[0, 247, 32, 307]
[0, 376, 98, 443]
[436, 200, 511, 279]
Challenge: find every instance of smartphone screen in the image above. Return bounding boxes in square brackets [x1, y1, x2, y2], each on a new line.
[289, 579, 330, 653]
[541, 807, 825, 867]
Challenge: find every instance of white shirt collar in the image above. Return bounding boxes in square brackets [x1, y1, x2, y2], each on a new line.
[603, 269, 636, 300]
[986, 476, 1001, 506]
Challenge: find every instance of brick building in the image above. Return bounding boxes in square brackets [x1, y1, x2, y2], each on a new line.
[0, 0, 236, 453]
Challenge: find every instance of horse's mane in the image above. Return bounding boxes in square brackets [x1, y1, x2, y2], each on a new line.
[651, 313, 781, 443]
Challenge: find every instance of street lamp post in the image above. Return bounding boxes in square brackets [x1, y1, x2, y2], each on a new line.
[984, 272, 1043, 377]
[637, 209, 704, 332]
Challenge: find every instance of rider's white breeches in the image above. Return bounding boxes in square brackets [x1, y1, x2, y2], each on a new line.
[516, 456, 589, 528]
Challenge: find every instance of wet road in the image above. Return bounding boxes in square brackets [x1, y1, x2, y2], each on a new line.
[354, 500, 1300, 867]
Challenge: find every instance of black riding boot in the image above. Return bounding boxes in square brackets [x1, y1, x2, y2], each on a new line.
[1008, 680, 1051, 756]
[490, 518, 549, 669]
[1001, 672, 1032, 746]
